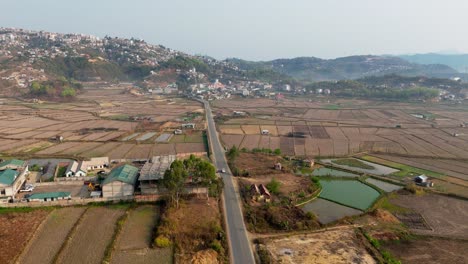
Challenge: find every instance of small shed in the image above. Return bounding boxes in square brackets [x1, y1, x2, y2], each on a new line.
[27, 192, 71, 202]
[274, 162, 282, 171]
[261, 129, 270, 135]
[414, 175, 428, 184]
[102, 164, 139, 198]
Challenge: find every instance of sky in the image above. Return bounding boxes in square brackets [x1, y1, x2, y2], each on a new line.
[1, 0, 468, 61]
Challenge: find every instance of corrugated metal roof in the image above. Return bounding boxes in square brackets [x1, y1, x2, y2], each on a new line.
[0, 169, 18, 185]
[102, 164, 139, 185]
[0, 159, 25, 169]
[29, 192, 71, 200]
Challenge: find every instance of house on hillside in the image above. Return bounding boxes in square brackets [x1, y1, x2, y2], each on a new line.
[102, 164, 139, 198]
[65, 161, 86, 177]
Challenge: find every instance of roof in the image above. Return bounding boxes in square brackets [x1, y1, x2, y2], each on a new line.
[140, 155, 176, 181]
[415, 175, 428, 181]
[0, 169, 18, 185]
[102, 164, 139, 185]
[28, 192, 71, 200]
[66, 161, 79, 173]
[0, 159, 25, 169]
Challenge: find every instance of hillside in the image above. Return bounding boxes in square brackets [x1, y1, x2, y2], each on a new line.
[399, 53, 468, 73]
[227, 55, 459, 82]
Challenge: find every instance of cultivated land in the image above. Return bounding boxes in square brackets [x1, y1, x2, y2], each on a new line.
[0, 86, 206, 160]
[55, 207, 126, 264]
[18, 207, 87, 264]
[214, 98, 468, 181]
[0, 209, 50, 263]
[111, 205, 172, 264]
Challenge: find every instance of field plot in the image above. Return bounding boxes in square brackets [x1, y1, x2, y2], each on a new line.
[18, 207, 86, 264]
[137, 132, 157, 141]
[125, 144, 153, 159]
[56, 207, 125, 264]
[152, 143, 176, 155]
[312, 168, 359, 177]
[241, 125, 260, 134]
[219, 125, 244, 135]
[175, 143, 205, 154]
[108, 143, 135, 159]
[221, 134, 244, 148]
[111, 205, 172, 264]
[365, 178, 403, 192]
[383, 237, 468, 264]
[121, 133, 140, 141]
[240, 135, 261, 150]
[390, 194, 468, 239]
[0, 210, 50, 263]
[262, 228, 375, 264]
[155, 133, 173, 143]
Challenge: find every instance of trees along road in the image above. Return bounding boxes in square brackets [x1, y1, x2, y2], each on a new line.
[202, 100, 255, 264]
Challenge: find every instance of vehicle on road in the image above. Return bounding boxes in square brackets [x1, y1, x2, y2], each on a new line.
[217, 168, 226, 173]
[19, 184, 35, 192]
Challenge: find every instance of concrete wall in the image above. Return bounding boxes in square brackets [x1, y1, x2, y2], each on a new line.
[102, 181, 134, 198]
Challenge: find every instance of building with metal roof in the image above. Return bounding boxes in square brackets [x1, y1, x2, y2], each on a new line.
[27, 192, 71, 202]
[139, 155, 176, 194]
[0, 159, 26, 170]
[102, 164, 139, 198]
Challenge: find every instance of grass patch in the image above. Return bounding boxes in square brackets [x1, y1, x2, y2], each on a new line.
[373, 195, 408, 213]
[0, 206, 56, 214]
[333, 158, 375, 170]
[361, 155, 443, 178]
[102, 208, 130, 263]
[324, 104, 340, 110]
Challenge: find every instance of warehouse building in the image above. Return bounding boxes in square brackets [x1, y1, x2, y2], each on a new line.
[139, 155, 176, 194]
[0, 159, 29, 201]
[102, 164, 139, 198]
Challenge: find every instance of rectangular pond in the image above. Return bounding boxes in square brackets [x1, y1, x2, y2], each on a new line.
[365, 178, 403, 192]
[121, 133, 140, 141]
[302, 198, 362, 224]
[312, 168, 359, 178]
[322, 158, 399, 175]
[137, 132, 157, 141]
[319, 179, 381, 211]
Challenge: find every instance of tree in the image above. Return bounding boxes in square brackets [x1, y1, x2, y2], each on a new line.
[227, 145, 240, 161]
[273, 149, 282, 155]
[163, 160, 188, 208]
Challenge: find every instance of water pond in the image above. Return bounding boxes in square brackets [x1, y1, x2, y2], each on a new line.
[302, 198, 362, 224]
[319, 179, 381, 211]
[322, 158, 399, 175]
[312, 168, 359, 178]
[365, 178, 403, 192]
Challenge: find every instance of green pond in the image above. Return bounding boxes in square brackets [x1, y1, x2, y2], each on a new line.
[319, 179, 381, 211]
[312, 168, 359, 178]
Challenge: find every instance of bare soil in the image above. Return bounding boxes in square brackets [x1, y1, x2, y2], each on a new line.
[0, 210, 49, 264]
[262, 228, 375, 264]
[56, 207, 126, 264]
[383, 237, 468, 264]
[18, 207, 86, 264]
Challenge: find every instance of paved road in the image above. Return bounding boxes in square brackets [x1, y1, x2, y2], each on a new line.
[202, 100, 255, 264]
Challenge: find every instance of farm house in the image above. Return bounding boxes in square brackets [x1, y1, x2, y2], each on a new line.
[102, 164, 139, 198]
[0, 160, 29, 200]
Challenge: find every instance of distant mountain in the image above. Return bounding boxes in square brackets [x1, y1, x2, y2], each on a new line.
[227, 55, 459, 82]
[398, 53, 468, 73]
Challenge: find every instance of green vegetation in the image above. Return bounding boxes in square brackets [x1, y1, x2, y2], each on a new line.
[333, 158, 375, 169]
[29, 164, 41, 172]
[163, 155, 217, 208]
[363, 232, 402, 264]
[361, 156, 444, 178]
[373, 195, 408, 213]
[266, 178, 281, 195]
[30, 78, 82, 99]
[162, 55, 209, 73]
[103, 210, 129, 263]
[56, 166, 67, 177]
[155, 235, 172, 248]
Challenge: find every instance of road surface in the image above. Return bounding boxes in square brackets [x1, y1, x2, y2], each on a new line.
[202, 100, 255, 264]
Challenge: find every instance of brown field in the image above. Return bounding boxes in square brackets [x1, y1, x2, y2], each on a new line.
[0, 210, 50, 264]
[56, 207, 126, 264]
[111, 205, 172, 264]
[125, 144, 153, 159]
[390, 194, 468, 239]
[383, 237, 468, 264]
[240, 135, 261, 150]
[262, 228, 375, 264]
[18, 207, 86, 264]
[221, 134, 244, 148]
[241, 125, 261, 134]
[219, 125, 244, 135]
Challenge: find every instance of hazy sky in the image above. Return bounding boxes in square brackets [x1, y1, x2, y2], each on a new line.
[1, 0, 468, 60]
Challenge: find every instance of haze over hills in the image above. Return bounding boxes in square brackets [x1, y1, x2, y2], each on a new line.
[227, 56, 461, 83]
[398, 53, 468, 73]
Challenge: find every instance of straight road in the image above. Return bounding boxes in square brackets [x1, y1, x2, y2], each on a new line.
[202, 100, 255, 264]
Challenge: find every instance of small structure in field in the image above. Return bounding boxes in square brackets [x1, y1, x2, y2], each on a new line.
[261, 129, 270, 135]
[102, 164, 139, 198]
[174, 129, 183, 135]
[274, 162, 282, 170]
[182, 123, 196, 129]
[414, 175, 434, 187]
[250, 183, 271, 203]
[27, 192, 71, 202]
[304, 159, 315, 167]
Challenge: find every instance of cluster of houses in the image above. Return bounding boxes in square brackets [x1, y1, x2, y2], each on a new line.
[65, 157, 109, 177]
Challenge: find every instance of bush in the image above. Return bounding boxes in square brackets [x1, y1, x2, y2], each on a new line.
[210, 239, 224, 253]
[155, 235, 172, 248]
[266, 178, 281, 195]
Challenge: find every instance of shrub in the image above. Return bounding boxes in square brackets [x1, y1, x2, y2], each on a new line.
[155, 235, 172, 248]
[210, 239, 223, 253]
[266, 178, 281, 195]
